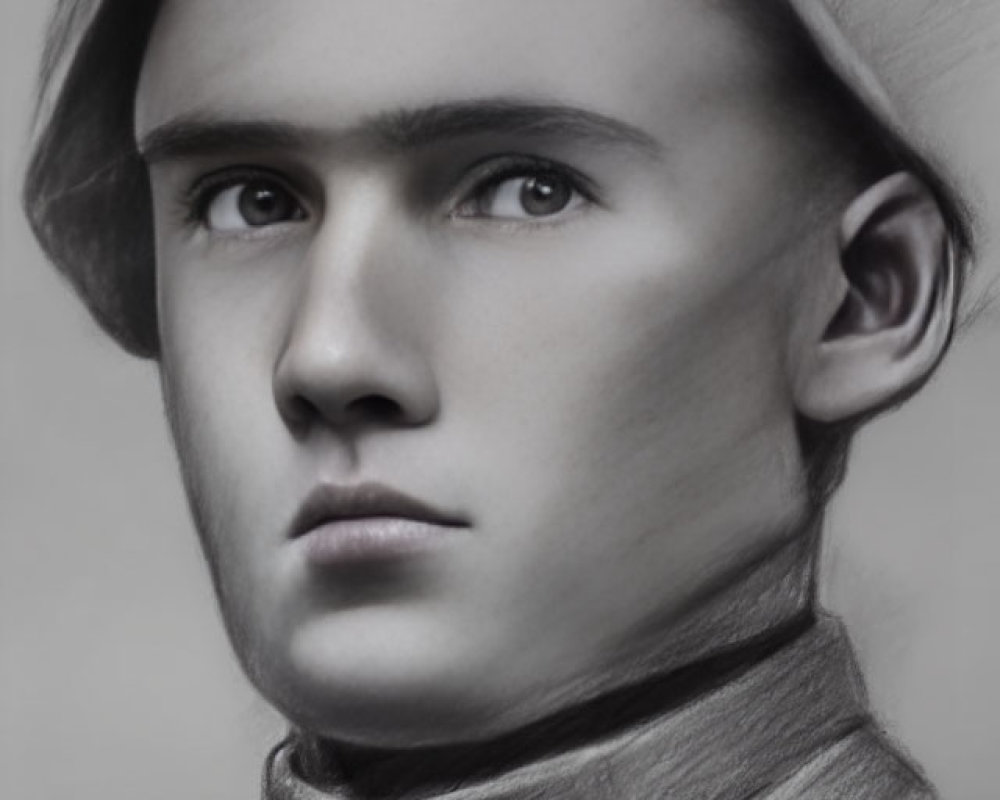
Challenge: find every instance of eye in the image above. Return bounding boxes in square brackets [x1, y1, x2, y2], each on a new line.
[455, 166, 591, 221]
[199, 177, 307, 231]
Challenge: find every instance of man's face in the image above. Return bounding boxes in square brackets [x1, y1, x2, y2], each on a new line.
[137, 0, 840, 745]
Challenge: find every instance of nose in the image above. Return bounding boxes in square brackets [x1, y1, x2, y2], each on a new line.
[272, 197, 440, 434]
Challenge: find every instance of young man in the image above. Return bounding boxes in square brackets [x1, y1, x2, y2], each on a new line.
[24, 0, 974, 797]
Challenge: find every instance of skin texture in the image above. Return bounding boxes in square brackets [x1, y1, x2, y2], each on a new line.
[135, 0, 952, 747]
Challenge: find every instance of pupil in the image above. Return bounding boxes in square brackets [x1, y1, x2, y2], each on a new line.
[520, 175, 570, 216]
[239, 182, 292, 226]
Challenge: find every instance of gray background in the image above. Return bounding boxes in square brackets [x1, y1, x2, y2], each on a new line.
[2, 2, 999, 799]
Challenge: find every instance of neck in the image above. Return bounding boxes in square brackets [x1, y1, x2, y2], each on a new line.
[292, 520, 821, 799]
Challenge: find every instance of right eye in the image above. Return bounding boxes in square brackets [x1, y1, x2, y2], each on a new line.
[199, 178, 308, 231]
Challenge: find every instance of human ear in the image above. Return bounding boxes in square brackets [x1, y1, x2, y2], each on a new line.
[793, 172, 956, 423]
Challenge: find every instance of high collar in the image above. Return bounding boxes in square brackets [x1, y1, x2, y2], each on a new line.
[264, 612, 876, 800]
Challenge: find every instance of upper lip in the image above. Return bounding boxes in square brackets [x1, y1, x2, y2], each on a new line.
[288, 481, 467, 538]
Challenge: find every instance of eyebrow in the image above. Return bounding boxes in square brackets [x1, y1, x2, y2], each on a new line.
[136, 99, 664, 164]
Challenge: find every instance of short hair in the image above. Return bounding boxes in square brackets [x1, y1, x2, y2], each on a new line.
[23, 0, 976, 509]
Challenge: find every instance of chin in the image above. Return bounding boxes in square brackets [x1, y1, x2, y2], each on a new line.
[248, 605, 520, 747]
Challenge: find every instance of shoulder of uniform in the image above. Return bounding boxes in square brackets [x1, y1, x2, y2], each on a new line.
[755, 724, 937, 800]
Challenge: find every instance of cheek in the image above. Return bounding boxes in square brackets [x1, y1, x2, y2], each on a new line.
[155, 240, 301, 590]
[442, 209, 795, 489]
[154, 212, 307, 450]
[159, 261, 263, 465]
[435, 213, 802, 620]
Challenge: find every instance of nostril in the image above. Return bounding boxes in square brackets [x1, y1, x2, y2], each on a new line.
[280, 394, 321, 430]
[280, 391, 407, 430]
[345, 394, 405, 423]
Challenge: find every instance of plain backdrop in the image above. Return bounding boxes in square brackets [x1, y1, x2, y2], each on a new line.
[2, 3, 999, 799]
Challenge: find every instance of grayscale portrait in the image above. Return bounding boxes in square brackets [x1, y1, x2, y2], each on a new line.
[4, 1, 1000, 799]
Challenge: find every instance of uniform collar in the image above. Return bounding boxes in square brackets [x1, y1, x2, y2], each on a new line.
[263, 612, 869, 800]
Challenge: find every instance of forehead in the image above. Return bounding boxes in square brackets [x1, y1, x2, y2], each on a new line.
[136, 0, 781, 139]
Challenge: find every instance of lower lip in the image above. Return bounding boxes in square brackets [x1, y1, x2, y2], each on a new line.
[297, 517, 461, 566]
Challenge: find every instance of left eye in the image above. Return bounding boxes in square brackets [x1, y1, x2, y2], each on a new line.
[201, 179, 307, 231]
[457, 170, 589, 220]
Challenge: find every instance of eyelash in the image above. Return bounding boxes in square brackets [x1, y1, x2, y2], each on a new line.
[181, 155, 598, 231]
[450, 154, 599, 220]
[183, 166, 300, 226]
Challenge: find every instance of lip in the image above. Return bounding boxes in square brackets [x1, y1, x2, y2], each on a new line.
[288, 481, 468, 566]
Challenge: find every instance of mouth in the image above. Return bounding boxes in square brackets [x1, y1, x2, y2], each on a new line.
[288, 481, 469, 565]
